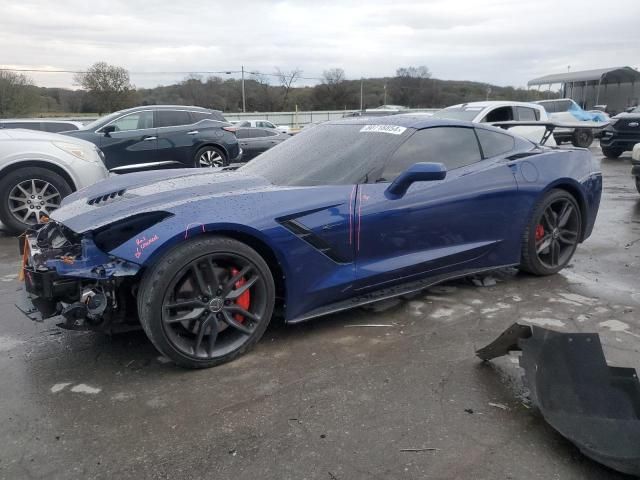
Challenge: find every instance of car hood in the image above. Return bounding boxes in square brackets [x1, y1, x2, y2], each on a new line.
[1, 128, 95, 147]
[51, 168, 274, 233]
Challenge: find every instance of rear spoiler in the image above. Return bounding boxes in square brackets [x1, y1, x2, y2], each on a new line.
[491, 120, 609, 146]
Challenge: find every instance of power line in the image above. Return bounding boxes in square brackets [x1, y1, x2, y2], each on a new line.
[0, 67, 325, 81]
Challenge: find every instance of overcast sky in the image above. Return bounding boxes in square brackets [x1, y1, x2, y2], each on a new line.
[1, 0, 639, 89]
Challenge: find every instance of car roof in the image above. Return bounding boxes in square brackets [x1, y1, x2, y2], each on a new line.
[444, 101, 544, 109]
[114, 105, 222, 114]
[327, 115, 482, 130]
[536, 98, 574, 103]
[0, 119, 82, 124]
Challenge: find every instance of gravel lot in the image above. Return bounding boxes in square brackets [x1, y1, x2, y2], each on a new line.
[0, 144, 638, 480]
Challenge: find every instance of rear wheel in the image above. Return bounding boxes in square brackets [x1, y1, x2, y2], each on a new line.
[571, 129, 593, 148]
[0, 166, 72, 235]
[195, 146, 227, 168]
[137, 236, 275, 368]
[520, 189, 582, 276]
[601, 146, 623, 159]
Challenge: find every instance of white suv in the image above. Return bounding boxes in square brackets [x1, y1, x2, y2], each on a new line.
[0, 129, 108, 234]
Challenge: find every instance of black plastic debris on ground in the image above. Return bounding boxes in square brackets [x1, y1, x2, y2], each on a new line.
[477, 323, 640, 477]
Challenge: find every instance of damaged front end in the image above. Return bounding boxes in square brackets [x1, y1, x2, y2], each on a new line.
[17, 221, 141, 332]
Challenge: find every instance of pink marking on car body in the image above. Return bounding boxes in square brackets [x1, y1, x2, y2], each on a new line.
[348, 185, 356, 245]
[357, 189, 363, 252]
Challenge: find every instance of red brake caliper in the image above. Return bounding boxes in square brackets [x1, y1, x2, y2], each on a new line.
[535, 224, 545, 242]
[230, 267, 251, 323]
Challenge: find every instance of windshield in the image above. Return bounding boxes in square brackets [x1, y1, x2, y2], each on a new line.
[431, 108, 480, 121]
[239, 123, 412, 186]
[82, 111, 124, 130]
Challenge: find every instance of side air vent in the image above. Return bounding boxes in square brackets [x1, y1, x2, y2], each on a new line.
[87, 189, 126, 206]
[279, 219, 348, 263]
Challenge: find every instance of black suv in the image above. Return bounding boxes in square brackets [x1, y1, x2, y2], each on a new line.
[600, 106, 640, 159]
[64, 106, 241, 172]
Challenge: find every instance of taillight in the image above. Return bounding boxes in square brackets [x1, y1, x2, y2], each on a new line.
[223, 126, 238, 134]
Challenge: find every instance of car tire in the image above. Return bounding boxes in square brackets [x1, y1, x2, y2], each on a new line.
[601, 146, 623, 159]
[194, 146, 227, 168]
[137, 236, 275, 368]
[0, 166, 72, 235]
[520, 189, 582, 276]
[571, 129, 593, 148]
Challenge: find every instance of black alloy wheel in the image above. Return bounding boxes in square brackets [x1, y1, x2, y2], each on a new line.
[520, 189, 582, 276]
[138, 237, 275, 368]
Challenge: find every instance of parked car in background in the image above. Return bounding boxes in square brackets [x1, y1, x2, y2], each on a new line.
[235, 127, 290, 161]
[431, 101, 555, 145]
[234, 119, 290, 134]
[63, 106, 241, 172]
[0, 119, 83, 133]
[600, 106, 640, 159]
[0, 129, 108, 234]
[630, 143, 640, 193]
[535, 99, 608, 147]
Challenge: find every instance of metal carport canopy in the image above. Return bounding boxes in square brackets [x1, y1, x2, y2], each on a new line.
[528, 66, 640, 86]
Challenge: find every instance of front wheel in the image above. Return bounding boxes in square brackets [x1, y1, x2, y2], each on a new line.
[571, 129, 593, 148]
[194, 146, 227, 168]
[137, 236, 275, 368]
[520, 189, 582, 276]
[601, 146, 623, 159]
[0, 166, 72, 235]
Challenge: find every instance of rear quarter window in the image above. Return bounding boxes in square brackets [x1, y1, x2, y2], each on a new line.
[476, 128, 515, 158]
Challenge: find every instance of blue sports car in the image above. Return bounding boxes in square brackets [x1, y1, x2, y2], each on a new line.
[18, 116, 602, 368]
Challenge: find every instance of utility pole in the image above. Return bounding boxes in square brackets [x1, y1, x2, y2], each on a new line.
[383, 83, 387, 106]
[360, 78, 364, 111]
[241, 65, 246, 113]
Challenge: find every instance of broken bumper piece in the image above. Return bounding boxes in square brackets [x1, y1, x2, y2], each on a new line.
[477, 323, 640, 476]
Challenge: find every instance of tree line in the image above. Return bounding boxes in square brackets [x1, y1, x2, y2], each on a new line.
[0, 62, 556, 118]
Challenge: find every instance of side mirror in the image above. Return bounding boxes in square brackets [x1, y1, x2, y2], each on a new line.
[101, 125, 116, 136]
[385, 162, 446, 199]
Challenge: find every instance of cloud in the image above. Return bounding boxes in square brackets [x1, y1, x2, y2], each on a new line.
[1, 0, 638, 89]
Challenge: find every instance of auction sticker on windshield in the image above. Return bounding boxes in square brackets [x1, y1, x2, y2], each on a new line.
[360, 125, 407, 135]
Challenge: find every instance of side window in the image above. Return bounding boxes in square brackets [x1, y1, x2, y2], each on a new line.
[211, 111, 226, 122]
[476, 129, 515, 158]
[516, 107, 538, 121]
[108, 111, 154, 131]
[540, 102, 555, 113]
[557, 100, 573, 112]
[482, 107, 514, 122]
[381, 127, 482, 181]
[264, 121, 276, 129]
[156, 110, 192, 128]
[190, 112, 212, 123]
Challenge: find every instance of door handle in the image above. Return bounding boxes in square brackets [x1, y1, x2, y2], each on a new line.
[143, 136, 157, 141]
[187, 130, 199, 135]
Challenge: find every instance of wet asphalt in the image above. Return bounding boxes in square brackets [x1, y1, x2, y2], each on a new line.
[0, 144, 639, 480]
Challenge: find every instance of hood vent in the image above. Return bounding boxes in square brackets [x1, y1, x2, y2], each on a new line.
[87, 189, 126, 206]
